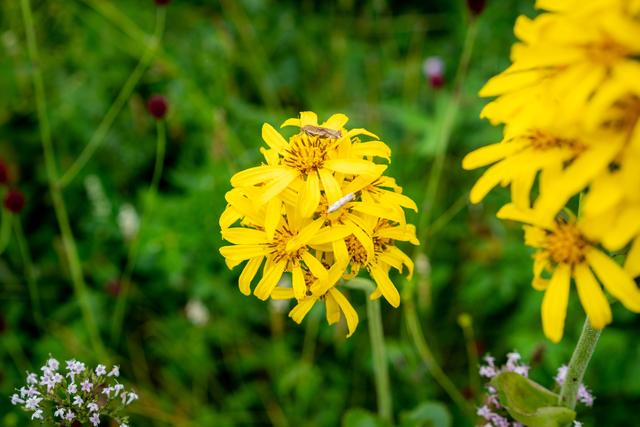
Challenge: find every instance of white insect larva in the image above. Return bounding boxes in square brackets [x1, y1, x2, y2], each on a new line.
[327, 193, 355, 214]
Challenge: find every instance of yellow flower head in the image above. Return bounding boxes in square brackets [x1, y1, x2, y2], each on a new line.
[219, 112, 419, 337]
[498, 204, 640, 343]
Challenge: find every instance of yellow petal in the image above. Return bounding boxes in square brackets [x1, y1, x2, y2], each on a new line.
[289, 298, 316, 323]
[318, 168, 343, 204]
[308, 225, 352, 245]
[624, 237, 640, 278]
[230, 165, 288, 187]
[602, 207, 640, 251]
[222, 228, 268, 245]
[462, 141, 526, 170]
[262, 123, 289, 152]
[239, 256, 263, 296]
[541, 264, 571, 343]
[351, 141, 391, 161]
[219, 245, 268, 263]
[347, 128, 379, 140]
[300, 111, 318, 127]
[497, 203, 553, 229]
[574, 264, 612, 330]
[292, 265, 306, 300]
[324, 159, 380, 176]
[328, 288, 359, 337]
[332, 239, 350, 269]
[369, 265, 401, 308]
[299, 172, 321, 217]
[302, 252, 328, 282]
[281, 117, 300, 128]
[587, 248, 640, 312]
[219, 205, 240, 229]
[271, 287, 295, 300]
[258, 169, 299, 204]
[286, 218, 325, 252]
[325, 293, 341, 325]
[511, 171, 535, 210]
[253, 260, 287, 300]
[264, 197, 281, 241]
[321, 113, 349, 130]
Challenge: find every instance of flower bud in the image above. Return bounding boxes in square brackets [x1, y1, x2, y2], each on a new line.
[147, 94, 168, 119]
[466, 0, 486, 17]
[4, 189, 25, 213]
[422, 57, 445, 89]
[0, 159, 9, 185]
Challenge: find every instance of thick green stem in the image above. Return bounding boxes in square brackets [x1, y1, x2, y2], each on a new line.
[14, 218, 44, 328]
[111, 120, 167, 342]
[405, 298, 475, 420]
[367, 296, 393, 423]
[20, 0, 106, 359]
[58, 7, 166, 188]
[558, 317, 601, 410]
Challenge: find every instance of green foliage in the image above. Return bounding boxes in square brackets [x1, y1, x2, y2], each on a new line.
[0, 0, 639, 426]
[492, 372, 576, 427]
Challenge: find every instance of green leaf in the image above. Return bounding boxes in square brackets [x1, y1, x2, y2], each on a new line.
[400, 401, 452, 427]
[491, 372, 576, 427]
[342, 409, 389, 427]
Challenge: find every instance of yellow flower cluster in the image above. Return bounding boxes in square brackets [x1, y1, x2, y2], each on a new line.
[463, 0, 640, 342]
[219, 112, 419, 337]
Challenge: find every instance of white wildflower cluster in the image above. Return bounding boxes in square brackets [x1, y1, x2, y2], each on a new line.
[477, 352, 591, 427]
[10, 356, 137, 426]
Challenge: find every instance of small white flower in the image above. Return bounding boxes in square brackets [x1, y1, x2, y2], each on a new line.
[47, 358, 60, 371]
[68, 382, 78, 394]
[126, 391, 138, 405]
[73, 395, 84, 406]
[108, 365, 120, 377]
[26, 372, 38, 385]
[25, 396, 43, 410]
[90, 412, 101, 426]
[185, 299, 210, 326]
[10, 394, 24, 405]
[31, 409, 43, 420]
[65, 410, 76, 421]
[102, 386, 113, 397]
[81, 379, 93, 392]
[120, 424, 129, 427]
[54, 407, 66, 418]
[95, 364, 107, 376]
[118, 204, 139, 240]
[87, 402, 99, 412]
[113, 383, 125, 397]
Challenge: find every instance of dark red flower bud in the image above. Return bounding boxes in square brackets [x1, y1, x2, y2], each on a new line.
[105, 279, 122, 297]
[147, 94, 169, 119]
[0, 159, 9, 185]
[155, 0, 171, 5]
[466, 0, 487, 17]
[429, 74, 445, 89]
[4, 189, 25, 214]
[423, 57, 445, 89]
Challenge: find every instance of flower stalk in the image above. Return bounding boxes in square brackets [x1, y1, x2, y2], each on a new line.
[558, 317, 602, 410]
[367, 294, 393, 423]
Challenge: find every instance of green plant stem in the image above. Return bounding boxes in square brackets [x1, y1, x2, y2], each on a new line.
[19, 0, 106, 359]
[111, 120, 166, 342]
[418, 19, 478, 239]
[458, 314, 480, 400]
[58, 7, 166, 189]
[558, 317, 601, 410]
[0, 204, 12, 255]
[14, 217, 44, 328]
[405, 298, 475, 420]
[367, 295, 393, 423]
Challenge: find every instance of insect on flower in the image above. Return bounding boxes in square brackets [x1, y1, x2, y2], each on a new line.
[301, 124, 342, 139]
[327, 192, 355, 214]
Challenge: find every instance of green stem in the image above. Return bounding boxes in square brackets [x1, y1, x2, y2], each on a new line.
[58, 7, 166, 189]
[405, 298, 475, 420]
[367, 295, 393, 423]
[418, 19, 478, 237]
[458, 313, 480, 400]
[111, 120, 167, 342]
[558, 317, 601, 410]
[19, 0, 106, 359]
[14, 217, 44, 328]
[0, 203, 12, 254]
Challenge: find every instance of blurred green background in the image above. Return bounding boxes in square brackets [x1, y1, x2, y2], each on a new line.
[1, 0, 639, 425]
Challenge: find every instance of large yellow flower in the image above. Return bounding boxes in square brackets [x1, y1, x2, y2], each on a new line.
[480, 1, 640, 130]
[219, 112, 419, 337]
[498, 204, 640, 342]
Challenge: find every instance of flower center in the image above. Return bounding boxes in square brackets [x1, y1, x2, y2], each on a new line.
[345, 235, 368, 266]
[269, 226, 305, 264]
[584, 38, 629, 66]
[282, 134, 335, 176]
[545, 222, 588, 266]
[602, 94, 640, 135]
[527, 130, 585, 153]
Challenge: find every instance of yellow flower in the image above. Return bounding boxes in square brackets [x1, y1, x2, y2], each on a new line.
[219, 112, 420, 337]
[498, 204, 640, 342]
[480, 2, 640, 130]
[229, 112, 391, 217]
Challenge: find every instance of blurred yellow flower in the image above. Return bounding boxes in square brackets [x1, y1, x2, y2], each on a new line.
[498, 204, 640, 343]
[219, 112, 419, 337]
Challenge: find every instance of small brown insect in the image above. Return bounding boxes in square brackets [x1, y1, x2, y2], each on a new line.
[301, 125, 342, 139]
